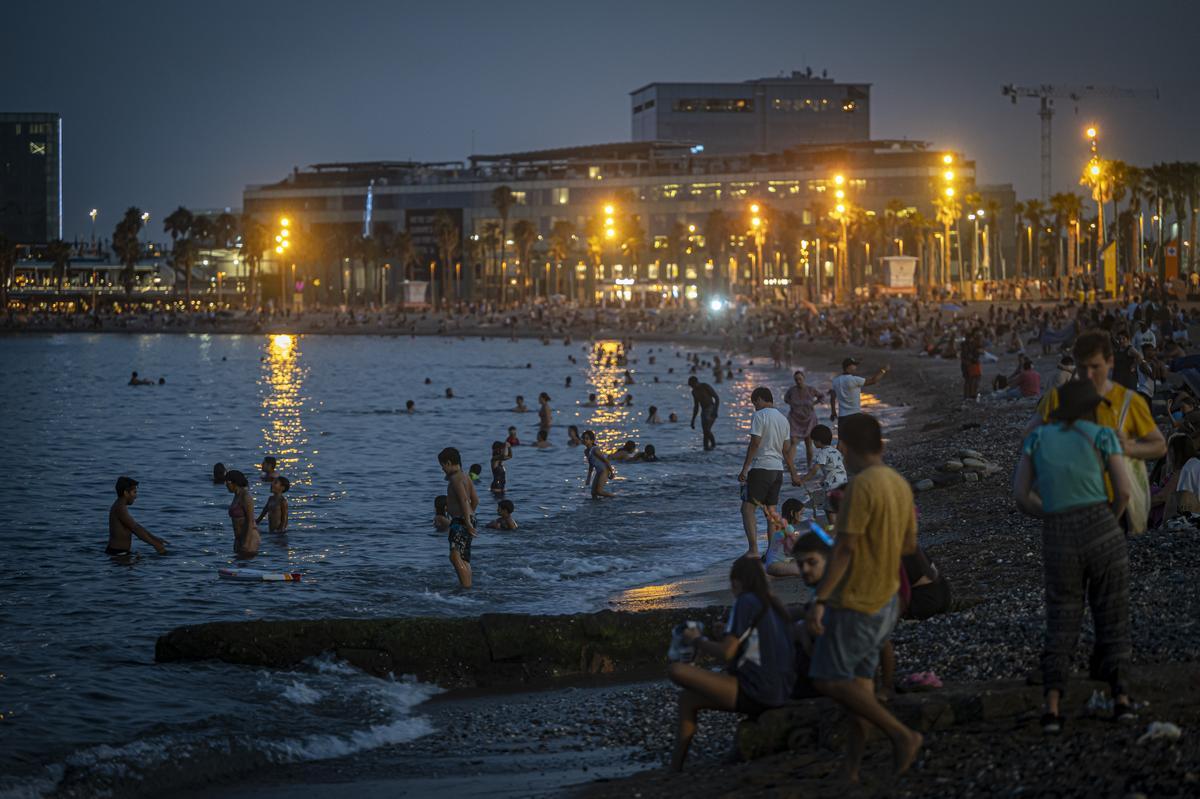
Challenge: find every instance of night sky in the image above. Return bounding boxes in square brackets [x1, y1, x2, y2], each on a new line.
[5, 0, 1198, 240]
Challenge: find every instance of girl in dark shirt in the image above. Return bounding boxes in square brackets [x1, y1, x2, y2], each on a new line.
[667, 556, 795, 771]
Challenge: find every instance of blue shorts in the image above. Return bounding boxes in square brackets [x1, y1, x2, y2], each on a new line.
[809, 594, 899, 682]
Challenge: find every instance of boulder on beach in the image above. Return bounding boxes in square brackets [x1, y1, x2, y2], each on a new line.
[942, 459, 964, 472]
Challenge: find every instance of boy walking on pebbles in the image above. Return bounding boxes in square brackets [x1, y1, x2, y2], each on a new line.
[805, 413, 922, 781]
[439, 447, 479, 588]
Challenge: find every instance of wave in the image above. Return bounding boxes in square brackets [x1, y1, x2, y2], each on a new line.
[2, 656, 439, 799]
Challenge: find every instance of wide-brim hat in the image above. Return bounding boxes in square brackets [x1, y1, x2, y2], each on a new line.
[1049, 379, 1108, 422]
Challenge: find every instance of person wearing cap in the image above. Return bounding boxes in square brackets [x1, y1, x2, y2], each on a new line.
[829, 357, 888, 441]
[1014, 378, 1135, 733]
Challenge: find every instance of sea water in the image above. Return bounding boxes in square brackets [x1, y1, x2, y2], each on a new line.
[0, 332, 901, 796]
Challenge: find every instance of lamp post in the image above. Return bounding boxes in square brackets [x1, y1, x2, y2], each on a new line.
[140, 211, 150, 252]
[1085, 126, 1105, 251]
[603, 203, 617, 307]
[749, 202, 765, 302]
[275, 216, 292, 312]
[89, 209, 98, 247]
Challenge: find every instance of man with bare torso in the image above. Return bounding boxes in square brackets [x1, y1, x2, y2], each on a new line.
[439, 447, 480, 588]
[107, 476, 168, 556]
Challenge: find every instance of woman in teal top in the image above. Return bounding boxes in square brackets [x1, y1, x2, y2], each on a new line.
[1014, 379, 1134, 734]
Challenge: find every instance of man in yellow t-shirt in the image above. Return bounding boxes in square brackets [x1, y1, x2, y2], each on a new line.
[805, 413, 920, 781]
[1024, 330, 1165, 511]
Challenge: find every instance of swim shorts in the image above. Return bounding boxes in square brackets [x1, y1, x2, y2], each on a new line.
[744, 468, 782, 506]
[809, 594, 899, 682]
[448, 516, 476, 562]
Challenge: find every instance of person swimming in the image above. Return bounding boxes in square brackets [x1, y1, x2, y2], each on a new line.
[212, 463, 227, 484]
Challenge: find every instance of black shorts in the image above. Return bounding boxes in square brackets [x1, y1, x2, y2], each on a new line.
[906, 577, 952, 620]
[744, 469, 783, 506]
[734, 684, 773, 717]
[836, 414, 859, 441]
[105, 546, 130, 557]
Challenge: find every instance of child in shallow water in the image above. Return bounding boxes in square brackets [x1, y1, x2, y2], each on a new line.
[257, 476, 290, 532]
[490, 440, 511, 494]
[433, 495, 451, 531]
[486, 499, 519, 530]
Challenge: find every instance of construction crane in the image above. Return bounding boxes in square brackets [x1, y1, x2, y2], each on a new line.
[1001, 84, 1159, 201]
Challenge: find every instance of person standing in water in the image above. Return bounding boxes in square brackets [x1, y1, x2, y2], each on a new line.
[537, 392, 553, 433]
[107, 476, 168, 556]
[439, 447, 479, 588]
[783, 369, 825, 467]
[582, 430, 617, 498]
[224, 470, 260, 557]
[688, 376, 721, 451]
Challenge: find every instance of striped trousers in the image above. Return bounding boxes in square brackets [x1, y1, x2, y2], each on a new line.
[1041, 502, 1131, 699]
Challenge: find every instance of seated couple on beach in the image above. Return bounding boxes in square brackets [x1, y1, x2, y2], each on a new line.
[667, 414, 925, 780]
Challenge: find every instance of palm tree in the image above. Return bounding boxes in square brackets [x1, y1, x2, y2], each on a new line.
[901, 211, 932, 295]
[433, 211, 460, 309]
[1022, 199, 1046, 279]
[480, 221, 501, 300]
[491, 185, 514, 303]
[622, 215, 648, 300]
[547, 220, 575, 298]
[511, 219, 537, 302]
[163, 207, 193, 248]
[112, 207, 145, 296]
[883, 199, 906, 256]
[1012, 201, 1027, 279]
[393, 230, 417, 284]
[933, 194, 960, 289]
[583, 215, 606, 305]
[0, 233, 16, 309]
[46, 239, 73, 293]
[702, 209, 732, 297]
[665, 220, 690, 289]
[237, 214, 270, 309]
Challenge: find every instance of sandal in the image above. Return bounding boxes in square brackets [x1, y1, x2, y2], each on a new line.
[1040, 712, 1064, 735]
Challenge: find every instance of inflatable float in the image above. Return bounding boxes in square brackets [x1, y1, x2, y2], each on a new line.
[218, 568, 302, 582]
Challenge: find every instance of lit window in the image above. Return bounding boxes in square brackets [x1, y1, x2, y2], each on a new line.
[588, 166, 601, 180]
[511, 191, 527, 205]
[551, 187, 569, 205]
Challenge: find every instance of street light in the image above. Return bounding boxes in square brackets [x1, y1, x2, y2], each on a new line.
[89, 209, 98, 245]
[942, 154, 954, 165]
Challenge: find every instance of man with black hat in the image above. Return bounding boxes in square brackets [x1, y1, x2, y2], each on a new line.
[829, 357, 889, 440]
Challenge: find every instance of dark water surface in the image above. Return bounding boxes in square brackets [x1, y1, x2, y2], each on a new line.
[0, 332, 898, 796]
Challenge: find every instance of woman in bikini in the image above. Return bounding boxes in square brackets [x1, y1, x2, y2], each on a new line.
[224, 470, 260, 557]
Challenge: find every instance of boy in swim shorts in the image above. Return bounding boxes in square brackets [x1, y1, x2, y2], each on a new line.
[257, 476, 290, 532]
[439, 447, 479, 588]
[107, 476, 168, 556]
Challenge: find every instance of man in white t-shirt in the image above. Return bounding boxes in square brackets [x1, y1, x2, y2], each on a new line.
[829, 357, 888, 439]
[738, 386, 800, 557]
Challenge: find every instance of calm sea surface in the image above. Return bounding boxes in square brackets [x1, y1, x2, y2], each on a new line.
[0, 332, 899, 796]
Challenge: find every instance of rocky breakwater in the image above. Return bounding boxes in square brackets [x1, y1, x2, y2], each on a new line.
[155, 607, 728, 688]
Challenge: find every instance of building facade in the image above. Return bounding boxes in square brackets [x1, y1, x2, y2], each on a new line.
[243, 140, 1013, 304]
[631, 71, 870, 154]
[0, 112, 62, 244]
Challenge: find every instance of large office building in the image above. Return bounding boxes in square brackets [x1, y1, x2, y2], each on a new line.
[244, 139, 1013, 304]
[0, 112, 62, 244]
[241, 71, 1013, 304]
[631, 70, 870, 154]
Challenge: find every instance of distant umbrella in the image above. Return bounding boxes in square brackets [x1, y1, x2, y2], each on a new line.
[940, 303, 964, 313]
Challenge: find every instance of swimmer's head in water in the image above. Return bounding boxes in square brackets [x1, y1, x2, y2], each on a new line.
[588, 393, 596, 402]
[643, 444, 656, 459]
[406, 400, 415, 409]
[622, 441, 636, 452]
[115, 475, 138, 498]
[498, 499, 514, 514]
[212, 463, 226, 483]
[492, 441, 507, 457]
[262, 456, 277, 471]
[507, 426, 517, 435]
[468, 463, 482, 477]
[536, 429, 548, 441]
[434, 495, 448, 514]
[539, 392, 550, 402]
[516, 395, 524, 404]
[581, 430, 596, 445]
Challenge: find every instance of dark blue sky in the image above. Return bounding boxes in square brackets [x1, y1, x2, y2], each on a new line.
[5, 0, 1198, 239]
